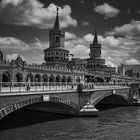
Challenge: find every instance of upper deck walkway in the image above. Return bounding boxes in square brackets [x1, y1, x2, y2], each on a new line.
[0, 82, 131, 96]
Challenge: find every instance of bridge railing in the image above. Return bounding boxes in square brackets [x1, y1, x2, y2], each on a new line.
[0, 81, 136, 93]
[83, 82, 131, 90]
[0, 82, 78, 93]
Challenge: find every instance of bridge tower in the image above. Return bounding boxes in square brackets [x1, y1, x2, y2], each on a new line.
[89, 26, 101, 59]
[87, 26, 105, 71]
[44, 7, 69, 67]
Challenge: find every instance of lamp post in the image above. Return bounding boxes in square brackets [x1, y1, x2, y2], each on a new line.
[69, 54, 74, 88]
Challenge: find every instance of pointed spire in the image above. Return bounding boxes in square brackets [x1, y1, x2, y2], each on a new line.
[93, 25, 98, 44]
[53, 7, 60, 30]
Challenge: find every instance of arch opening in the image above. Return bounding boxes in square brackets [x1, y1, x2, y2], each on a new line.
[26, 73, 34, 83]
[55, 75, 61, 83]
[2, 71, 11, 85]
[14, 73, 23, 85]
[95, 94, 129, 111]
[61, 76, 66, 83]
[94, 77, 104, 83]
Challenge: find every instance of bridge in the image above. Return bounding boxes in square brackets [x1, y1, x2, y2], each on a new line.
[0, 82, 139, 119]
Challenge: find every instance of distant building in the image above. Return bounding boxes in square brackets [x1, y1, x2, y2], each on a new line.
[118, 64, 140, 78]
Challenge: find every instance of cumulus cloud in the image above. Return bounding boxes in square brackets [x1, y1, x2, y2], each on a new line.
[65, 32, 77, 40]
[30, 38, 49, 50]
[70, 44, 90, 58]
[126, 59, 140, 65]
[81, 21, 90, 26]
[0, 0, 77, 29]
[106, 20, 140, 38]
[94, 3, 120, 19]
[0, 37, 30, 51]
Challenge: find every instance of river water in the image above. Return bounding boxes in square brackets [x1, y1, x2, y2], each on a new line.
[0, 106, 140, 140]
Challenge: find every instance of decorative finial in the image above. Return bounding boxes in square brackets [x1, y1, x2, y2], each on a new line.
[53, 6, 60, 30]
[57, 6, 59, 16]
[93, 25, 98, 44]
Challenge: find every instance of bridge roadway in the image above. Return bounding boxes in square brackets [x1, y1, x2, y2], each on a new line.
[0, 83, 132, 119]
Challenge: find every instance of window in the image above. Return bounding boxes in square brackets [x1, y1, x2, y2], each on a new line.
[56, 36, 59, 43]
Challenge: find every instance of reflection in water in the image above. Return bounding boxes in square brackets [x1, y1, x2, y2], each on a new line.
[0, 106, 140, 140]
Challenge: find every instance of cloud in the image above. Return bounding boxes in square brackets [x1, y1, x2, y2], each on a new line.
[94, 3, 120, 19]
[0, 0, 77, 29]
[65, 32, 77, 40]
[0, 37, 30, 51]
[30, 38, 49, 50]
[70, 44, 90, 58]
[105, 60, 117, 67]
[106, 20, 140, 38]
[80, 0, 85, 4]
[81, 21, 90, 26]
[6, 53, 28, 62]
[126, 59, 140, 65]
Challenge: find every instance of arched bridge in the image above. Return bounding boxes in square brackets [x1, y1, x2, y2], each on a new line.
[0, 95, 80, 120]
[0, 82, 139, 119]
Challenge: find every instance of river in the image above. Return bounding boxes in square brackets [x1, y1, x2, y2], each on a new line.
[0, 106, 140, 140]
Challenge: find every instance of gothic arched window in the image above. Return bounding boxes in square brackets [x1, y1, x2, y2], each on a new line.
[56, 36, 59, 43]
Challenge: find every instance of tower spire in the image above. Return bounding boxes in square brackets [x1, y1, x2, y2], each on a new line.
[93, 25, 98, 44]
[53, 7, 60, 30]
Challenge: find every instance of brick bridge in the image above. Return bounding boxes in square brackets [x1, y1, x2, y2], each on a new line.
[0, 82, 139, 119]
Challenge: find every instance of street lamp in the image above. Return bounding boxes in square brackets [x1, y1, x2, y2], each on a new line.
[69, 54, 74, 88]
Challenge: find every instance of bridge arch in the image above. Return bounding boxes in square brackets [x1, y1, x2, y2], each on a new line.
[49, 75, 55, 82]
[55, 75, 61, 82]
[1, 71, 11, 83]
[42, 74, 48, 82]
[0, 96, 80, 120]
[14, 72, 23, 83]
[61, 75, 66, 82]
[93, 76, 105, 82]
[91, 93, 129, 109]
[67, 76, 72, 82]
[34, 74, 41, 83]
[26, 73, 34, 83]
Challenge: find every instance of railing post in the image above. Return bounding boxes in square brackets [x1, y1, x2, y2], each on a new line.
[19, 82, 21, 92]
[0, 82, 1, 93]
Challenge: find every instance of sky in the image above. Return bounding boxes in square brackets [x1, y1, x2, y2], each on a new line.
[0, 0, 140, 67]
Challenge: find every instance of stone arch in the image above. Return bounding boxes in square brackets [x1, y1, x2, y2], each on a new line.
[55, 75, 61, 83]
[2, 71, 11, 83]
[49, 75, 55, 82]
[91, 93, 129, 107]
[14, 73, 23, 83]
[42, 74, 48, 83]
[76, 76, 80, 83]
[67, 76, 72, 82]
[93, 77, 105, 83]
[0, 96, 80, 120]
[34, 74, 41, 83]
[26, 73, 34, 83]
[61, 75, 66, 82]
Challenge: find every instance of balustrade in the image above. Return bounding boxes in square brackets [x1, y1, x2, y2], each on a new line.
[0, 81, 138, 94]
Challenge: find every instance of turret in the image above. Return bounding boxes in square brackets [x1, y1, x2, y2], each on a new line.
[89, 26, 101, 59]
[49, 7, 65, 48]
